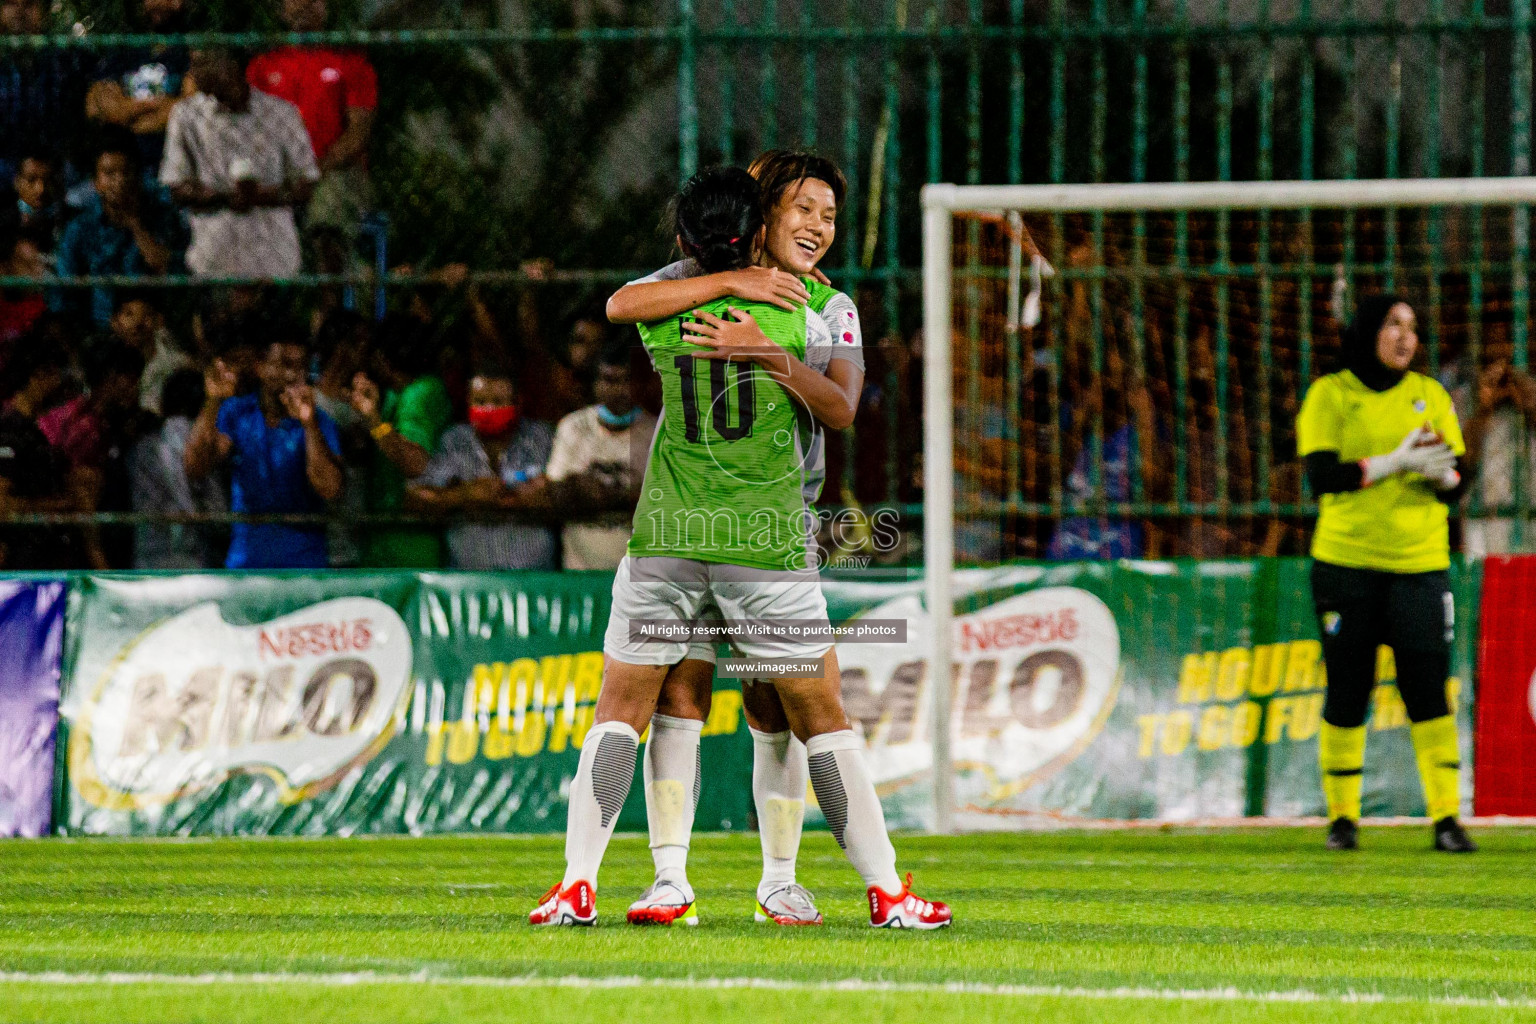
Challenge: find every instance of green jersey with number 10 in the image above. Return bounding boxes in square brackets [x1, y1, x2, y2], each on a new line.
[628, 298, 830, 571]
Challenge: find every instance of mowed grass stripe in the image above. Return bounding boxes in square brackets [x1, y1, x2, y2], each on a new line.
[1, 954, 1531, 1003]
[6, 969, 1536, 1007]
[3, 913, 1534, 956]
[4, 981, 1535, 1024]
[3, 828, 1533, 1020]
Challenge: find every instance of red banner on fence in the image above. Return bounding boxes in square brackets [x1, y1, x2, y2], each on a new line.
[1474, 556, 1536, 817]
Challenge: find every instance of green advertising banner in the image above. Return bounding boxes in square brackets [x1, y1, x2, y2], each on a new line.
[55, 559, 1478, 836]
[823, 559, 1478, 831]
[57, 572, 751, 836]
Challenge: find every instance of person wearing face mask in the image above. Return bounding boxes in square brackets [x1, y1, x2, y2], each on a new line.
[544, 341, 657, 570]
[405, 365, 555, 570]
[1297, 295, 1475, 854]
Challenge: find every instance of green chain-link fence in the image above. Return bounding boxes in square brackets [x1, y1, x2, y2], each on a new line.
[3, 0, 1533, 562]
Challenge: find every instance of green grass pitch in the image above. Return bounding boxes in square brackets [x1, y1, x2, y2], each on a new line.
[1, 827, 1534, 1023]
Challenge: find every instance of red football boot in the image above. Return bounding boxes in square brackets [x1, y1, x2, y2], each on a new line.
[867, 873, 952, 929]
[529, 880, 596, 926]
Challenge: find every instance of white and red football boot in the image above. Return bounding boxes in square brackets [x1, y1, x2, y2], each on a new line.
[867, 874, 952, 929]
[626, 880, 698, 926]
[529, 880, 596, 926]
[754, 883, 824, 926]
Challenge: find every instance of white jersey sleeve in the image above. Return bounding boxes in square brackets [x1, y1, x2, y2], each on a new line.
[625, 258, 702, 286]
[809, 289, 865, 373]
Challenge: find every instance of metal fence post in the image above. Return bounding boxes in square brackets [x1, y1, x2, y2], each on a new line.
[678, 0, 698, 180]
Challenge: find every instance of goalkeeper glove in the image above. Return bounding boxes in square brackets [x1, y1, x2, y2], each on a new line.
[1361, 427, 1456, 486]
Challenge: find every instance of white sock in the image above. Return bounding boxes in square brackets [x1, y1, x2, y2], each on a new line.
[644, 713, 703, 889]
[750, 726, 807, 901]
[805, 729, 902, 894]
[562, 720, 640, 889]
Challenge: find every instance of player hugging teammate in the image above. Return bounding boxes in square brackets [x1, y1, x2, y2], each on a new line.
[1297, 295, 1477, 854]
[529, 157, 952, 929]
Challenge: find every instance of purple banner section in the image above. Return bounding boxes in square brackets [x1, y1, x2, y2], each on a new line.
[0, 580, 65, 838]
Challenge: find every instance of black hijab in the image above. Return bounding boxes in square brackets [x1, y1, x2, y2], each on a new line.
[1342, 294, 1410, 392]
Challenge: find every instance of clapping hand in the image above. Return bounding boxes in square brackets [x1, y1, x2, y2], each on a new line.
[204, 359, 238, 404]
[281, 383, 317, 426]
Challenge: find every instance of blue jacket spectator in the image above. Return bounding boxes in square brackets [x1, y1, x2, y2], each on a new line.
[54, 147, 183, 326]
[183, 332, 344, 569]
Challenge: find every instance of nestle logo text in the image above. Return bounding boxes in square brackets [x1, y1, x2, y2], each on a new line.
[258, 619, 374, 661]
[958, 609, 1079, 653]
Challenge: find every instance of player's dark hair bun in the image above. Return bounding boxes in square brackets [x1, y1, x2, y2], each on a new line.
[673, 166, 762, 273]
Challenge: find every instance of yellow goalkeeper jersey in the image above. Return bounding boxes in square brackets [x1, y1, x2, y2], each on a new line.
[1296, 369, 1465, 573]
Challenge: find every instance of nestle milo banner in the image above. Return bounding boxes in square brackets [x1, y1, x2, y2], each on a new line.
[56, 560, 1477, 835]
[823, 559, 1478, 830]
[58, 573, 750, 836]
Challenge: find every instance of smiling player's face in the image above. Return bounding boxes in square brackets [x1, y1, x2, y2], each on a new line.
[764, 178, 836, 276]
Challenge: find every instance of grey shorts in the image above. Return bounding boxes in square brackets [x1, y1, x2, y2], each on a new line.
[604, 556, 833, 665]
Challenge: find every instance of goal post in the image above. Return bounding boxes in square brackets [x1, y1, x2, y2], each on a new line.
[921, 177, 1536, 833]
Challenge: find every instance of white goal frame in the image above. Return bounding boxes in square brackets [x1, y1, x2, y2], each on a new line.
[921, 176, 1536, 833]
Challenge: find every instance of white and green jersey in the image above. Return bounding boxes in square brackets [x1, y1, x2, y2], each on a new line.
[627, 294, 831, 571]
[627, 260, 864, 506]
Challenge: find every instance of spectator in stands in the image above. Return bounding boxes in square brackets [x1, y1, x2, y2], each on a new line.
[353, 314, 451, 568]
[544, 343, 655, 569]
[515, 276, 604, 423]
[54, 145, 184, 326]
[248, 0, 378, 269]
[161, 47, 319, 279]
[1047, 341, 1160, 561]
[1449, 324, 1536, 554]
[132, 367, 227, 568]
[96, 293, 194, 415]
[86, 0, 197, 183]
[407, 364, 556, 570]
[1, 1, 86, 194]
[0, 223, 49, 347]
[184, 327, 344, 568]
[0, 337, 68, 568]
[5, 151, 61, 244]
[41, 342, 152, 568]
[311, 309, 372, 566]
[194, 295, 271, 388]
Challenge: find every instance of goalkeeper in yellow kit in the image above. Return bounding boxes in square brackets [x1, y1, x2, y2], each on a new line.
[1296, 295, 1477, 853]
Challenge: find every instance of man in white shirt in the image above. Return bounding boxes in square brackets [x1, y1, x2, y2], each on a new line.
[160, 47, 319, 278]
[545, 344, 656, 569]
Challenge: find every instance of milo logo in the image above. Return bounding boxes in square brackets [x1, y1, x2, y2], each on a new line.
[71, 598, 412, 810]
[835, 586, 1121, 808]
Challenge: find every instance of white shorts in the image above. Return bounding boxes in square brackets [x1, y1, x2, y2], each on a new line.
[684, 598, 726, 664]
[604, 556, 833, 666]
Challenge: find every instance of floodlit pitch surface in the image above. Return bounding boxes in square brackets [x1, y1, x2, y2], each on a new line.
[1, 829, 1533, 1023]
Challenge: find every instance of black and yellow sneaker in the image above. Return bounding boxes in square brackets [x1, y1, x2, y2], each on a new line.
[1325, 817, 1359, 851]
[1433, 817, 1478, 853]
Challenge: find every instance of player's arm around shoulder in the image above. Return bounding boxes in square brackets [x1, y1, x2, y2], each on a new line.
[607, 264, 809, 325]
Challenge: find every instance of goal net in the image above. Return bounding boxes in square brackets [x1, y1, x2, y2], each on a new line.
[920, 178, 1536, 830]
